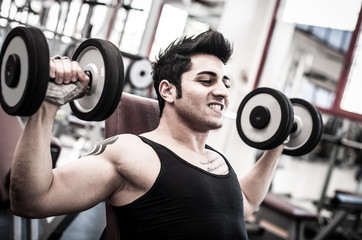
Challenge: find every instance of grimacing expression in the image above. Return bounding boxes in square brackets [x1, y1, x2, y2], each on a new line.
[173, 54, 230, 132]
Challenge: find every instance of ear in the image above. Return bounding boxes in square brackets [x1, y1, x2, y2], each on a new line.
[159, 80, 176, 103]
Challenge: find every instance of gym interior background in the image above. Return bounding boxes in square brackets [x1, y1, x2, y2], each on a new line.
[1, 0, 362, 239]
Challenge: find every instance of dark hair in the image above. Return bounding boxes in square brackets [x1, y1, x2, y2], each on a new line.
[152, 29, 233, 116]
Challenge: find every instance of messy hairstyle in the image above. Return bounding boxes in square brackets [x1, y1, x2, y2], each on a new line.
[152, 29, 233, 116]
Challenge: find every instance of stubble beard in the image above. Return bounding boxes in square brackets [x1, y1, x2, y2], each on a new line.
[177, 104, 224, 132]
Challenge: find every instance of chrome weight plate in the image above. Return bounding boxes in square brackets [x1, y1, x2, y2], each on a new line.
[125, 58, 152, 90]
[283, 98, 323, 156]
[0, 27, 49, 116]
[70, 39, 124, 121]
[236, 87, 294, 150]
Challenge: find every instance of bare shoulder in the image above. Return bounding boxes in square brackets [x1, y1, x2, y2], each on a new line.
[84, 134, 151, 158]
[113, 134, 156, 160]
[92, 134, 161, 205]
[86, 134, 160, 178]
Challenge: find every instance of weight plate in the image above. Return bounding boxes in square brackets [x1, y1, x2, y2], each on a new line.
[283, 98, 323, 156]
[236, 87, 294, 150]
[125, 58, 152, 90]
[0, 27, 49, 116]
[70, 39, 124, 121]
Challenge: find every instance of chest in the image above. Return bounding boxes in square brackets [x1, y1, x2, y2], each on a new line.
[112, 157, 247, 239]
[167, 146, 231, 175]
[159, 158, 243, 212]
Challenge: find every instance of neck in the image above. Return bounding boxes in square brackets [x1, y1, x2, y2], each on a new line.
[147, 113, 210, 153]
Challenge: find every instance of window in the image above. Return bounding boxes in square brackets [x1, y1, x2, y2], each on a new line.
[256, 0, 362, 121]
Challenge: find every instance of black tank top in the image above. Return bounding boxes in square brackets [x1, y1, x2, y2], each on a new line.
[111, 136, 248, 240]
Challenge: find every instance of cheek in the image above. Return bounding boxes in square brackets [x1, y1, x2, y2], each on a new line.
[225, 98, 230, 109]
[176, 87, 182, 99]
[176, 94, 204, 115]
[183, 91, 204, 107]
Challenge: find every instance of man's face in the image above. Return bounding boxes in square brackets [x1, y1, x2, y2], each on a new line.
[174, 54, 230, 132]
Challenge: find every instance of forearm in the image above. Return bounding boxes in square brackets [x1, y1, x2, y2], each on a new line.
[240, 145, 283, 217]
[10, 102, 59, 214]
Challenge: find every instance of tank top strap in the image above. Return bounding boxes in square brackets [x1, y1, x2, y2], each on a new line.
[138, 136, 171, 163]
[138, 136, 236, 177]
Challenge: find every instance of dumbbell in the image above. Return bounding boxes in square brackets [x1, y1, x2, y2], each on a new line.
[236, 87, 323, 156]
[0, 26, 124, 121]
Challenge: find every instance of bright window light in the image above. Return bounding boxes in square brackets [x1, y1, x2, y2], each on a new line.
[149, 4, 188, 61]
[341, 39, 362, 114]
[282, 0, 362, 31]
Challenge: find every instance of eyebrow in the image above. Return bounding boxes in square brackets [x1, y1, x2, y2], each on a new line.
[196, 71, 230, 80]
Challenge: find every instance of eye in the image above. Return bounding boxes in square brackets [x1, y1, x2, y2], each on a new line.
[223, 79, 231, 89]
[198, 79, 213, 84]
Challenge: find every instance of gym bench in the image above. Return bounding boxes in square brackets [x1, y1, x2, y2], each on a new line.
[255, 192, 318, 240]
[102, 92, 160, 239]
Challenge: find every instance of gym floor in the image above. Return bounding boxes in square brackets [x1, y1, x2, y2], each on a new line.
[0, 203, 105, 240]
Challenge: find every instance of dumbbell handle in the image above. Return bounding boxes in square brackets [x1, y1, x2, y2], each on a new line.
[45, 70, 93, 106]
[50, 55, 92, 87]
[49, 70, 92, 86]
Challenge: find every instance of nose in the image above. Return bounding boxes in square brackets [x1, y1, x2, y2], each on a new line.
[212, 80, 230, 99]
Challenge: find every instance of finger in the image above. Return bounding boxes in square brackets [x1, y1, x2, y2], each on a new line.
[53, 59, 64, 84]
[62, 59, 73, 84]
[71, 61, 79, 83]
[49, 59, 56, 79]
[76, 65, 90, 86]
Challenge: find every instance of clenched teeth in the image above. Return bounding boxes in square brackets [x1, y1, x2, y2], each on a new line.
[209, 104, 222, 111]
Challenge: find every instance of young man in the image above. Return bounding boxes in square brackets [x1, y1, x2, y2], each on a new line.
[10, 30, 283, 239]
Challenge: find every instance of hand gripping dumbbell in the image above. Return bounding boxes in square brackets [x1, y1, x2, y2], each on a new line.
[236, 87, 323, 156]
[0, 26, 124, 121]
